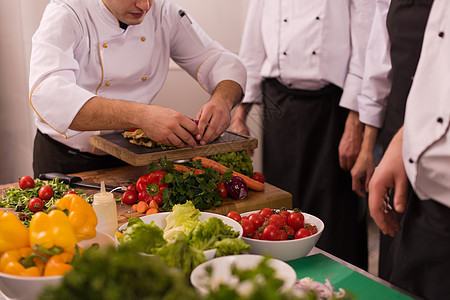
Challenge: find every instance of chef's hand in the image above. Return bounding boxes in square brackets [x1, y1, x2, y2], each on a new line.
[139, 105, 199, 148]
[339, 110, 363, 171]
[368, 127, 408, 237]
[351, 148, 375, 197]
[231, 103, 253, 156]
[195, 80, 243, 145]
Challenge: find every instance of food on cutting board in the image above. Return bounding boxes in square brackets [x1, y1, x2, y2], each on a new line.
[122, 128, 176, 148]
[124, 154, 265, 214]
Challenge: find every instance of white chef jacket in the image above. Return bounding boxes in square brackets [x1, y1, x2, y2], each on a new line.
[357, 0, 392, 129]
[239, 0, 375, 112]
[29, 0, 246, 153]
[403, 0, 450, 208]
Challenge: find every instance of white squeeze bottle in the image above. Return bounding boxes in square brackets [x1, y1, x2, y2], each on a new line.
[92, 181, 118, 237]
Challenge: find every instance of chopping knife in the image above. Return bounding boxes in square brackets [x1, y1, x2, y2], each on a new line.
[38, 173, 125, 192]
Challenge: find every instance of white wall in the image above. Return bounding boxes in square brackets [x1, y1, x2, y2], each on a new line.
[0, 0, 261, 184]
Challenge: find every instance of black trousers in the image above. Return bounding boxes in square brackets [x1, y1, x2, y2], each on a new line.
[262, 78, 368, 270]
[33, 130, 128, 178]
[384, 192, 450, 300]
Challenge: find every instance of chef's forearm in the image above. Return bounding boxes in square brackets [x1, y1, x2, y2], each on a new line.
[69, 97, 143, 131]
[212, 80, 244, 111]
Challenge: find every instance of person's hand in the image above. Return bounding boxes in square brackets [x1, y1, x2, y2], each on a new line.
[351, 149, 375, 197]
[195, 80, 243, 145]
[139, 105, 198, 148]
[368, 128, 408, 237]
[231, 103, 253, 156]
[339, 110, 363, 170]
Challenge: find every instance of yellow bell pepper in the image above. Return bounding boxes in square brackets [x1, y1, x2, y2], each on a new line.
[0, 211, 29, 253]
[0, 247, 45, 277]
[55, 194, 98, 241]
[43, 252, 74, 276]
[29, 210, 78, 255]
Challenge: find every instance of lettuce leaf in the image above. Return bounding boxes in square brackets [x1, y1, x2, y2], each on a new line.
[163, 201, 200, 241]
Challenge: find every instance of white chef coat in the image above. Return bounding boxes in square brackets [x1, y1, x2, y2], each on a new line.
[29, 0, 246, 153]
[403, 0, 450, 208]
[357, 0, 392, 129]
[239, 0, 375, 112]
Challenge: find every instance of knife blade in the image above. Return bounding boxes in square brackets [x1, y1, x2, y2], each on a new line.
[38, 173, 125, 192]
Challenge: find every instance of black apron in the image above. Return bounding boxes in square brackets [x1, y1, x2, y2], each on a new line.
[33, 130, 127, 178]
[262, 79, 368, 270]
[378, 0, 433, 280]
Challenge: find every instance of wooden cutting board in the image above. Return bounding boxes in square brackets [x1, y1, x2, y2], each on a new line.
[89, 131, 258, 166]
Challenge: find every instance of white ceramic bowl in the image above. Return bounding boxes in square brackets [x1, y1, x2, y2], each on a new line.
[0, 231, 118, 300]
[190, 254, 297, 295]
[118, 211, 243, 260]
[240, 210, 324, 261]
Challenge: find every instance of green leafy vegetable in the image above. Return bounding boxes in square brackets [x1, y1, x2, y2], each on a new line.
[209, 151, 254, 176]
[212, 238, 251, 257]
[149, 156, 225, 211]
[120, 222, 167, 254]
[155, 232, 206, 277]
[39, 246, 198, 300]
[187, 217, 239, 251]
[163, 201, 200, 241]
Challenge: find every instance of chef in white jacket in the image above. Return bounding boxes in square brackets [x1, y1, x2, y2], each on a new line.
[369, 2, 450, 298]
[29, 0, 246, 176]
[231, 0, 375, 270]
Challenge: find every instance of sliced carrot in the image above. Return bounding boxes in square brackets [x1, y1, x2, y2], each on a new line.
[146, 208, 159, 215]
[173, 164, 192, 173]
[192, 156, 265, 191]
[136, 201, 149, 214]
[149, 199, 159, 209]
[131, 204, 138, 212]
[173, 163, 205, 175]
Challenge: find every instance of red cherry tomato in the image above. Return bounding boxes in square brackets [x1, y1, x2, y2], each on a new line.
[250, 230, 260, 239]
[251, 172, 265, 183]
[226, 211, 242, 223]
[280, 210, 290, 218]
[240, 218, 255, 237]
[259, 207, 274, 219]
[260, 224, 280, 241]
[19, 176, 35, 190]
[269, 214, 286, 228]
[305, 223, 318, 235]
[295, 228, 312, 239]
[28, 197, 44, 213]
[121, 190, 138, 205]
[38, 185, 54, 200]
[278, 229, 288, 240]
[248, 213, 265, 228]
[284, 225, 296, 239]
[288, 212, 305, 230]
[127, 184, 136, 191]
[64, 190, 77, 196]
[215, 181, 228, 198]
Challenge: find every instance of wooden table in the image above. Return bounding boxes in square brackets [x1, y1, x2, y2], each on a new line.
[0, 165, 292, 226]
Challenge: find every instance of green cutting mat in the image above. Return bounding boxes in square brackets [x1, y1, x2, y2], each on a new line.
[288, 254, 414, 299]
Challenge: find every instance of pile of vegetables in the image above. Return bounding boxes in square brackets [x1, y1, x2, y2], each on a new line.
[227, 208, 318, 241]
[118, 201, 250, 275]
[0, 176, 84, 225]
[0, 194, 97, 277]
[38, 246, 199, 300]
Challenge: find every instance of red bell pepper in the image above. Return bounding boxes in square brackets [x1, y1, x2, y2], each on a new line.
[135, 171, 168, 206]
